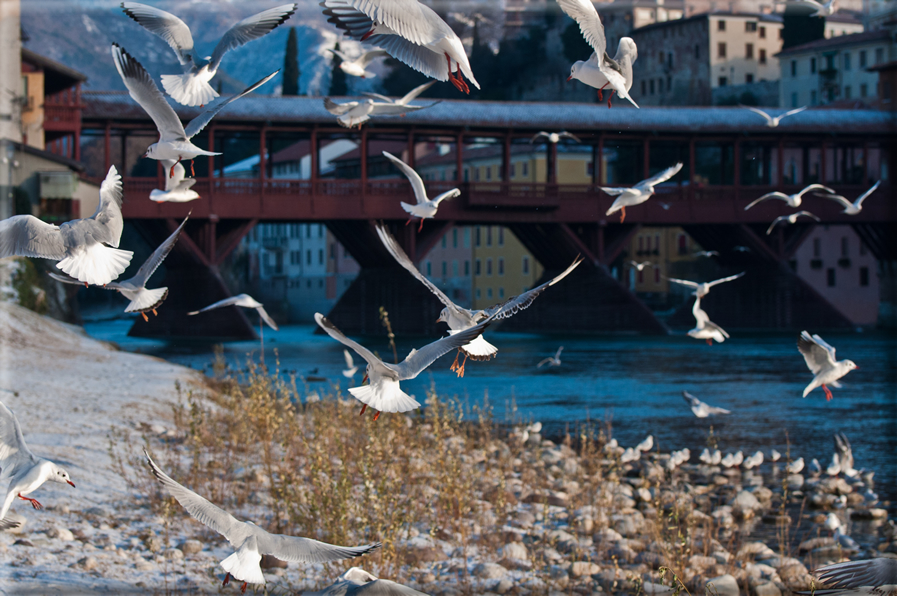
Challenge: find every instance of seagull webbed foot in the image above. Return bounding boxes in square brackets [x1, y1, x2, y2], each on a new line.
[18, 494, 42, 510]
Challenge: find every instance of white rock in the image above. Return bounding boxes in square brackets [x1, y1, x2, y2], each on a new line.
[48, 527, 74, 541]
[473, 563, 507, 580]
[502, 542, 528, 560]
[571, 561, 601, 577]
[705, 574, 740, 596]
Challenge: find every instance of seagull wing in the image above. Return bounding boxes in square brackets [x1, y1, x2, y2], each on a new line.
[393, 321, 491, 380]
[767, 215, 789, 235]
[329, 48, 351, 62]
[556, 0, 608, 63]
[638, 162, 683, 189]
[187, 295, 241, 315]
[129, 214, 188, 287]
[361, 92, 394, 102]
[814, 192, 853, 210]
[315, 313, 391, 376]
[814, 558, 897, 589]
[745, 192, 787, 210]
[555, 346, 564, 359]
[183, 71, 278, 139]
[667, 277, 699, 290]
[798, 330, 836, 374]
[256, 533, 380, 564]
[705, 320, 729, 339]
[481, 256, 583, 320]
[82, 165, 126, 247]
[778, 106, 807, 121]
[705, 272, 746, 289]
[854, 180, 881, 209]
[112, 44, 186, 142]
[0, 216, 65, 260]
[324, 97, 359, 115]
[558, 131, 581, 143]
[375, 224, 461, 313]
[682, 391, 701, 408]
[322, 0, 452, 47]
[797, 183, 836, 198]
[537, 357, 553, 368]
[531, 132, 550, 143]
[397, 80, 435, 105]
[346, 578, 430, 595]
[742, 105, 774, 125]
[254, 306, 279, 331]
[382, 152, 427, 204]
[0, 401, 39, 480]
[358, 49, 390, 68]
[692, 297, 710, 327]
[795, 211, 821, 222]
[343, 349, 355, 370]
[209, 4, 297, 73]
[145, 451, 253, 548]
[120, 2, 195, 66]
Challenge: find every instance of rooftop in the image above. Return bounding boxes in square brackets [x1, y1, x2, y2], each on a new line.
[21, 48, 87, 95]
[631, 10, 782, 34]
[776, 29, 894, 56]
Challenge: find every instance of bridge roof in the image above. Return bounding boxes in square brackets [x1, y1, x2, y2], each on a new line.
[82, 92, 895, 136]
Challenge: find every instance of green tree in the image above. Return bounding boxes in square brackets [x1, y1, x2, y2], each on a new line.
[329, 41, 348, 96]
[282, 28, 300, 96]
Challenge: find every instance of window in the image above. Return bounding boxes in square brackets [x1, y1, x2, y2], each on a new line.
[463, 167, 469, 181]
[522, 162, 529, 177]
[677, 234, 687, 255]
[811, 90, 817, 105]
[695, 44, 700, 59]
[659, 50, 665, 64]
[655, 234, 661, 251]
[318, 224, 323, 238]
[746, 43, 754, 59]
[441, 235, 447, 248]
[306, 225, 311, 238]
[841, 237, 848, 258]
[475, 259, 481, 275]
[486, 259, 492, 276]
[486, 226, 492, 246]
[827, 268, 836, 287]
[843, 52, 851, 71]
[719, 76, 728, 86]
[813, 238, 821, 257]
[658, 78, 663, 93]
[306, 250, 312, 265]
[860, 267, 869, 287]
[791, 91, 798, 107]
[318, 249, 323, 264]
[426, 261, 432, 276]
[745, 21, 757, 32]
[498, 258, 504, 275]
[638, 269, 644, 283]
[718, 19, 725, 31]
[810, 57, 816, 74]
[474, 167, 480, 182]
[860, 240, 867, 256]
[641, 80, 647, 95]
[452, 228, 458, 248]
[791, 60, 797, 76]
[485, 166, 492, 181]
[875, 47, 884, 64]
[475, 226, 481, 247]
[442, 261, 447, 277]
[844, 85, 851, 99]
[860, 83, 868, 98]
[476, 288, 481, 299]
[510, 163, 516, 178]
[522, 256, 529, 274]
[638, 235, 644, 251]
[499, 287, 504, 298]
[746, 73, 754, 83]
[650, 79, 655, 95]
[759, 26, 766, 38]
[759, 49, 767, 64]
[859, 50, 867, 68]
[718, 42, 726, 59]
[487, 288, 493, 299]
[464, 260, 470, 275]
[498, 228, 504, 246]
[654, 268, 661, 283]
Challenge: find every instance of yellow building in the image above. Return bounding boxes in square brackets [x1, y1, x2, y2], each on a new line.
[628, 227, 701, 294]
[471, 225, 543, 310]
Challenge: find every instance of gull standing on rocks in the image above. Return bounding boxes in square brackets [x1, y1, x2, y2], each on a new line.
[798, 331, 857, 401]
[682, 390, 731, 418]
[531, 131, 581, 144]
[668, 272, 745, 298]
[743, 451, 764, 469]
[770, 449, 782, 462]
[744, 183, 835, 210]
[383, 151, 459, 231]
[687, 295, 729, 345]
[0, 165, 132, 286]
[376, 224, 582, 376]
[636, 435, 654, 452]
[766, 211, 821, 235]
[150, 161, 200, 203]
[112, 43, 277, 178]
[303, 567, 429, 595]
[49, 214, 189, 321]
[144, 451, 380, 594]
[330, 48, 389, 78]
[537, 346, 564, 368]
[815, 180, 881, 215]
[741, 105, 807, 127]
[809, 557, 897, 593]
[557, 0, 639, 108]
[120, 2, 297, 107]
[603, 163, 683, 223]
[320, 0, 479, 94]
[786, 457, 804, 474]
[189, 294, 279, 332]
[315, 312, 494, 419]
[0, 400, 75, 530]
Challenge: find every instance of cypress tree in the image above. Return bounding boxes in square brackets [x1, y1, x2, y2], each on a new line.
[282, 28, 300, 96]
[329, 42, 348, 96]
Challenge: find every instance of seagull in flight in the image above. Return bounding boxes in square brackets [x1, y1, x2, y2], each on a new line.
[0, 399, 75, 531]
[144, 450, 379, 594]
[323, 97, 433, 129]
[682, 391, 731, 418]
[120, 2, 297, 107]
[330, 48, 389, 78]
[766, 211, 820, 235]
[814, 180, 881, 215]
[687, 295, 729, 345]
[667, 272, 745, 298]
[693, 250, 719, 258]
[630, 260, 653, 272]
[741, 105, 807, 127]
[537, 346, 564, 368]
[342, 350, 360, 379]
[303, 567, 429, 595]
[189, 294, 279, 331]
[376, 224, 582, 376]
[531, 131, 581, 144]
[111, 43, 277, 178]
[383, 151, 459, 232]
[603, 163, 683, 223]
[150, 161, 200, 203]
[49, 214, 189, 321]
[362, 81, 437, 107]
[798, 331, 857, 401]
[744, 183, 835, 210]
[315, 312, 493, 419]
[0, 165, 132, 286]
[788, 0, 838, 17]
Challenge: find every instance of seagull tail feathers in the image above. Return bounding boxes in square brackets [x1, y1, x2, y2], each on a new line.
[348, 383, 420, 414]
[460, 334, 498, 361]
[57, 244, 133, 286]
[161, 74, 219, 108]
[124, 287, 168, 314]
[220, 547, 265, 586]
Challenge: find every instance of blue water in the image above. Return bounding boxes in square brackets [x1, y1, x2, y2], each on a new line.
[85, 319, 897, 502]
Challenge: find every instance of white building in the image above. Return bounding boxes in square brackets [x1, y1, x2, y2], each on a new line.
[777, 28, 897, 107]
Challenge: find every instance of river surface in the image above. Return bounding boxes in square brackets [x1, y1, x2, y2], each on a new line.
[84, 318, 897, 504]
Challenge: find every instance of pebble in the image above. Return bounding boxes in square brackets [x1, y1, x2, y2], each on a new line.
[47, 527, 74, 542]
[705, 574, 740, 596]
[178, 539, 203, 555]
[473, 562, 506, 580]
[78, 556, 98, 571]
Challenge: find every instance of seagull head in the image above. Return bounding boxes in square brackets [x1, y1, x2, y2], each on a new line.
[567, 61, 586, 82]
[436, 308, 449, 325]
[844, 360, 858, 370]
[52, 465, 76, 488]
[144, 143, 160, 159]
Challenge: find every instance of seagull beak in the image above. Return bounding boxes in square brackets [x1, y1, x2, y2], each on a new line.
[566, 74, 573, 82]
[361, 29, 375, 41]
[362, 373, 368, 384]
[67, 480, 75, 488]
[854, 366, 859, 370]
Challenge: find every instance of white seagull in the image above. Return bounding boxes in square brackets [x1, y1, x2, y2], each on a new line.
[537, 346, 564, 368]
[376, 224, 582, 376]
[812, 558, 897, 593]
[744, 183, 835, 211]
[0, 400, 75, 531]
[694, 250, 719, 258]
[323, 97, 432, 129]
[49, 214, 188, 321]
[362, 80, 437, 107]
[770, 449, 782, 462]
[743, 451, 764, 470]
[790, 0, 838, 17]
[815, 180, 881, 215]
[189, 294, 279, 331]
[636, 435, 654, 452]
[343, 350, 360, 379]
[315, 312, 493, 419]
[383, 151, 459, 231]
[144, 450, 379, 594]
[687, 295, 729, 345]
[682, 390, 731, 418]
[798, 331, 857, 401]
[766, 211, 821, 235]
[741, 105, 807, 127]
[786, 457, 804, 474]
[0, 165, 133, 286]
[150, 161, 200, 203]
[303, 567, 429, 595]
[330, 48, 389, 78]
[120, 2, 297, 107]
[112, 43, 277, 178]
[630, 260, 653, 272]
[826, 453, 842, 476]
[531, 131, 581, 144]
[603, 162, 683, 223]
[668, 272, 745, 298]
[320, 0, 479, 94]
